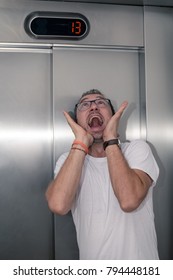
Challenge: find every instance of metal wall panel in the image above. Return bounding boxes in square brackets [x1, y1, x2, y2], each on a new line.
[144, 7, 173, 259]
[53, 46, 145, 259]
[0, 1, 143, 47]
[0, 48, 53, 259]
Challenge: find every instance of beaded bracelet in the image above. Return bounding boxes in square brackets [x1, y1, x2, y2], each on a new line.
[71, 147, 86, 154]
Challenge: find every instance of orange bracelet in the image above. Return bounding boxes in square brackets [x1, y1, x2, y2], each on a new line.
[72, 140, 89, 154]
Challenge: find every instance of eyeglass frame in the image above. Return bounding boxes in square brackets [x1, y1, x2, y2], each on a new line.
[75, 98, 114, 112]
[72, 96, 115, 122]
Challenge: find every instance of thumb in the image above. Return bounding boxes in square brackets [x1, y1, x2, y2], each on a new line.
[115, 101, 128, 119]
[63, 111, 77, 127]
[63, 111, 83, 138]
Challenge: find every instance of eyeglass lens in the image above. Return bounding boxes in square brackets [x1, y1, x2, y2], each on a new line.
[77, 99, 109, 111]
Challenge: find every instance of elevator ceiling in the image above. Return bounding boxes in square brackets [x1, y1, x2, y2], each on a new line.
[40, 0, 173, 8]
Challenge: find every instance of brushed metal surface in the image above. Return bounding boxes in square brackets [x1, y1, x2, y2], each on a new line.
[0, 0, 143, 47]
[144, 6, 173, 259]
[14, 0, 173, 8]
[0, 48, 53, 259]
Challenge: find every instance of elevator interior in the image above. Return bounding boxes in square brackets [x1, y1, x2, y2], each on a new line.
[0, 0, 172, 260]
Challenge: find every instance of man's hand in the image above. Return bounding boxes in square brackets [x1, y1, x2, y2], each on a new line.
[103, 101, 128, 141]
[63, 111, 94, 147]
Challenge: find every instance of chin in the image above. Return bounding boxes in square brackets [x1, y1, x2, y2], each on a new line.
[92, 133, 103, 141]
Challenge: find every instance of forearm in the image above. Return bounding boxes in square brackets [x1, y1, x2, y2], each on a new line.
[105, 145, 150, 212]
[46, 148, 86, 215]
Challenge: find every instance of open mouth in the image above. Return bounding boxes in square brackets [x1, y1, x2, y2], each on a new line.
[88, 115, 103, 128]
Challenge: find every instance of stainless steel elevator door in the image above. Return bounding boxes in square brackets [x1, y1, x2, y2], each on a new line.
[0, 48, 53, 259]
[144, 6, 173, 260]
[53, 46, 144, 259]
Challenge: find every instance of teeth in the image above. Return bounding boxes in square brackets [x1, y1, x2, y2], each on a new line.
[88, 115, 103, 127]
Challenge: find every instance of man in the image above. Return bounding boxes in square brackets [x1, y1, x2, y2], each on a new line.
[46, 89, 159, 259]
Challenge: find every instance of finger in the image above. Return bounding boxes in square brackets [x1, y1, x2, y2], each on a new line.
[119, 101, 128, 112]
[116, 101, 128, 117]
[63, 111, 73, 122]
[63, 111, 76, 125]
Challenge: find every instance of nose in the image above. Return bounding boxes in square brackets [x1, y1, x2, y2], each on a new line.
[90, 100, 99, 110]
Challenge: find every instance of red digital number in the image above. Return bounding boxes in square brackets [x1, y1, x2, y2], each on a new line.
[71, 21, 81, 35]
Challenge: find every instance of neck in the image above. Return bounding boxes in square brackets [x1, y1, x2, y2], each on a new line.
[88, 140, 106, 157]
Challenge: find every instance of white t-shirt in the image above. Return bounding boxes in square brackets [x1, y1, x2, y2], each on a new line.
[54, 140, 159, 260]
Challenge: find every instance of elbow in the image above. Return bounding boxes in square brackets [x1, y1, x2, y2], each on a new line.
[120, 204, 137, 213]
[118, 189, 147, 213]
[47, 198, 70, 215]
[119, 199, 141, 213]
[45, 190, 69, 216]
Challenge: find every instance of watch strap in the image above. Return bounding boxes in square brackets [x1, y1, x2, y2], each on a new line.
[103, 138, 120, 150]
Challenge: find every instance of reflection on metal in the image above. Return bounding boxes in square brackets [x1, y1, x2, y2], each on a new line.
[144, 6, 173, 259]
[139, 50, 146, 140]
[0, 129, 52, 142]
[0, 47, 53, 260]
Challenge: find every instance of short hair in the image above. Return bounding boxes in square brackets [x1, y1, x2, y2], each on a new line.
[80, 89, 105, 99]
[73, 89, 115, 121]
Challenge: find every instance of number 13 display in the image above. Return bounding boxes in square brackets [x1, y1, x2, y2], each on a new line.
[25, 12, 90, 40]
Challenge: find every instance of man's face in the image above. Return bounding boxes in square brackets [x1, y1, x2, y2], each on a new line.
[76, 94, 113, 140]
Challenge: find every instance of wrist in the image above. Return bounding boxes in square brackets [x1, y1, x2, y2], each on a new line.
[103, 134, 119, 142]
[103, 138, 121, 150]
[72, 140, 89, 154]
[74, 134, 93, 147]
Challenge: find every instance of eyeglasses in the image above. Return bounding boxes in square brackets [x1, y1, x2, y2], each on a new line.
[76, 98, 111, 111]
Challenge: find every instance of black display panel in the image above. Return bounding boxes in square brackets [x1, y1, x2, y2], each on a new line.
[24, 12, 90, 40]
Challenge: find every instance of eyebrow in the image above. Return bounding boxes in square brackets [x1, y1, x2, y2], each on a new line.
[79, 96, 105, 103]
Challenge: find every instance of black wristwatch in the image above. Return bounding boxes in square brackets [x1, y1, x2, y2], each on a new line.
[103, 138, 121, 150]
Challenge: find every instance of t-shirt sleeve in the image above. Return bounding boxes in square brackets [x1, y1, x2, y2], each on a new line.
[122, 140, 159, 186]
[54, 152, 69, 178]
